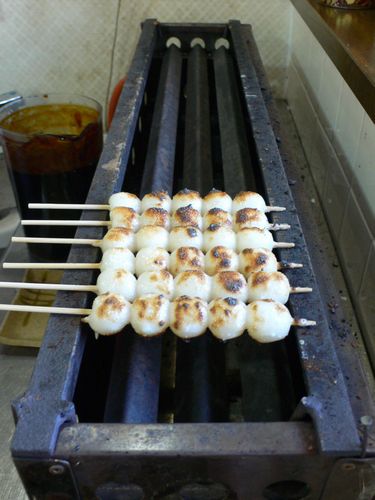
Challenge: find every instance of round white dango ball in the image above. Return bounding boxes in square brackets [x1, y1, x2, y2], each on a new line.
[233, 208, 269, 231]
[239, 248, 278, 277]
[109, 192, 141, 213]
[203, 189, 232, 213]
[83, 292, 131, 337]
[169, 296, 208, 339]
[171, 205, 203, 230]
[208, 297, 246, 341]
[96, 269, 137, 302]
[109, 207, 139, 231]
[236, 228, 274, 252]
[135, 247, 169, 276]
[204, 246, 239, 276]
[136, 270, 174, 299]
[203, 208, 232, 230]
[100, 248, 135, 273]
[246, 299, 293, 343]
[139, 207, 170, 230]
[172, 189, 202, 213]
[141, 191, 172, 213]
[211, 271, 248, 302]
[248, 271, 290, 304]
[136, 225, 169, 251]
[203, 225, 236, 252]
[100, 227, 136, 252]
[130, 294, 170, 337]
[168, 227, 203, 252]
[169, 247, 204, 275]
[173, 270, 212, 301]
[232, 191, 267, 213]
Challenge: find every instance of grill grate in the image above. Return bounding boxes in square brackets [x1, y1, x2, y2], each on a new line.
[10, 20, 375, 499]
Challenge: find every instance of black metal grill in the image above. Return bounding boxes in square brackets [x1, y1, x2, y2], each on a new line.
[11, 21, 375, 499]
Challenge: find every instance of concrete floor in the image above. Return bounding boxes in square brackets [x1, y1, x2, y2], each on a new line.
[0, 100, 373, 499]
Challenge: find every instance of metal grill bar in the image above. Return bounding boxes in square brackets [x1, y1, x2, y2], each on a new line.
[104, 44, 182, 424]
[182, 45, 213, 193]
[228, 20, 360, 452]
[213, 46, 256, 197]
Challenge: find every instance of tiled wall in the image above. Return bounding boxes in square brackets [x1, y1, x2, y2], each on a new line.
[287, 8, 375, 354]
[0, 0, 292, 113]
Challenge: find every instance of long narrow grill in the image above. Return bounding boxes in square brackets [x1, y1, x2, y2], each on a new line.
[11, 20, 375, 499]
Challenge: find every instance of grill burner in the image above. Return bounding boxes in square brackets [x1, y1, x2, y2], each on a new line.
[11, 21, 375, 499]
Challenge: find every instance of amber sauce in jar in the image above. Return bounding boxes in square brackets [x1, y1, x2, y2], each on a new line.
[0, 104, 103, 260]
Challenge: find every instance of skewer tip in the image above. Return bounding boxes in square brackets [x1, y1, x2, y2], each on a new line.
[292, 318, 316, 327]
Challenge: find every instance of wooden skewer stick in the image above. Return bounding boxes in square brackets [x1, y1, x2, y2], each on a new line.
[269, 223, 290, 231]
[292, 318, 316, 327]
[28, 203, 109, 210]
[0, 281, 97, 292]
[0, 304, 91, 315]
[21, 220, 110, 227]
[277, 262, 303, 270]
[290, 287, 313, 294]
[12, 236, 101, 246]
[273, 242, 295, 249]
[3, 262, 100, 270]
[265, 206, 286, 213]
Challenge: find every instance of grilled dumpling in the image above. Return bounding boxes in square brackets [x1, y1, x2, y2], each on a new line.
[169, 296, 208, 339]
[236, 228, 274, 252]
[100, 227, 136, 252]
[110, 207, 140, 231]
[233, 208, 269, 231]
[204, 246, 239, 275]
[248, 271, 290, 304]
[173, 270, 212, 301]
[238, 248, 278, 277]
[203, 225, 236, 252]
[139, 207, 170, 230]
[136, 270, 174, 299]
[211, 271, 248, 302]
[141, 191, 172, 213]
[135, 247, 170, 276]
[82, 292, 131, 337]
[168, 227, 203, 252]
[203, 208, 232, 230]
[171, 205, 203, 230]
[169, 247, 205, 275]
[232, 191, 267, 213]
[109, 192, 141, 213]
[96, 269, 137, 302]
[172, 189, 202, 213]
[100, 248, 135, 273]
[130, 294, 170, 337]
[203, 189, 232, 213]
[208, 298, 246, 340]
[246, 299, 293, 343]
[136, 225, 169, 250]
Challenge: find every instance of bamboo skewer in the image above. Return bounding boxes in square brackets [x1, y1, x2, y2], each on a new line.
[12, 236, 101, 246]
[273, 242, 295, 249]
[292, 318, 316, 327]
[290, 287, 313, 293]
[0, 304, 91, 315]
[21, 220, 110, 227]
[0, 281, 97, 293]
[28, 203, 109, 210]
[3, 262, 100, 270]
[277, 262, 303, 270]
[265, 206, 285, 213]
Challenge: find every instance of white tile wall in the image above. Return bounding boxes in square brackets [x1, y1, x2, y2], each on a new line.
[288, 6, 375, 351]
[0, 0, 293, 111]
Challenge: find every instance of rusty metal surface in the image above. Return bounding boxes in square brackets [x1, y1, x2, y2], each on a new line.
[228, 20, 361, 454]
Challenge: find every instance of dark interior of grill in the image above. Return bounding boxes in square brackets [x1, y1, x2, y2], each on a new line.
[72, 37, 307, 425]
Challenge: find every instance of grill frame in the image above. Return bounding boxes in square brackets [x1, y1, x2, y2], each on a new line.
[10, 20, 375, 499]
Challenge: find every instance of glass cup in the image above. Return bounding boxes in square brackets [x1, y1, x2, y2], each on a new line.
[0, 94, 103, 261]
